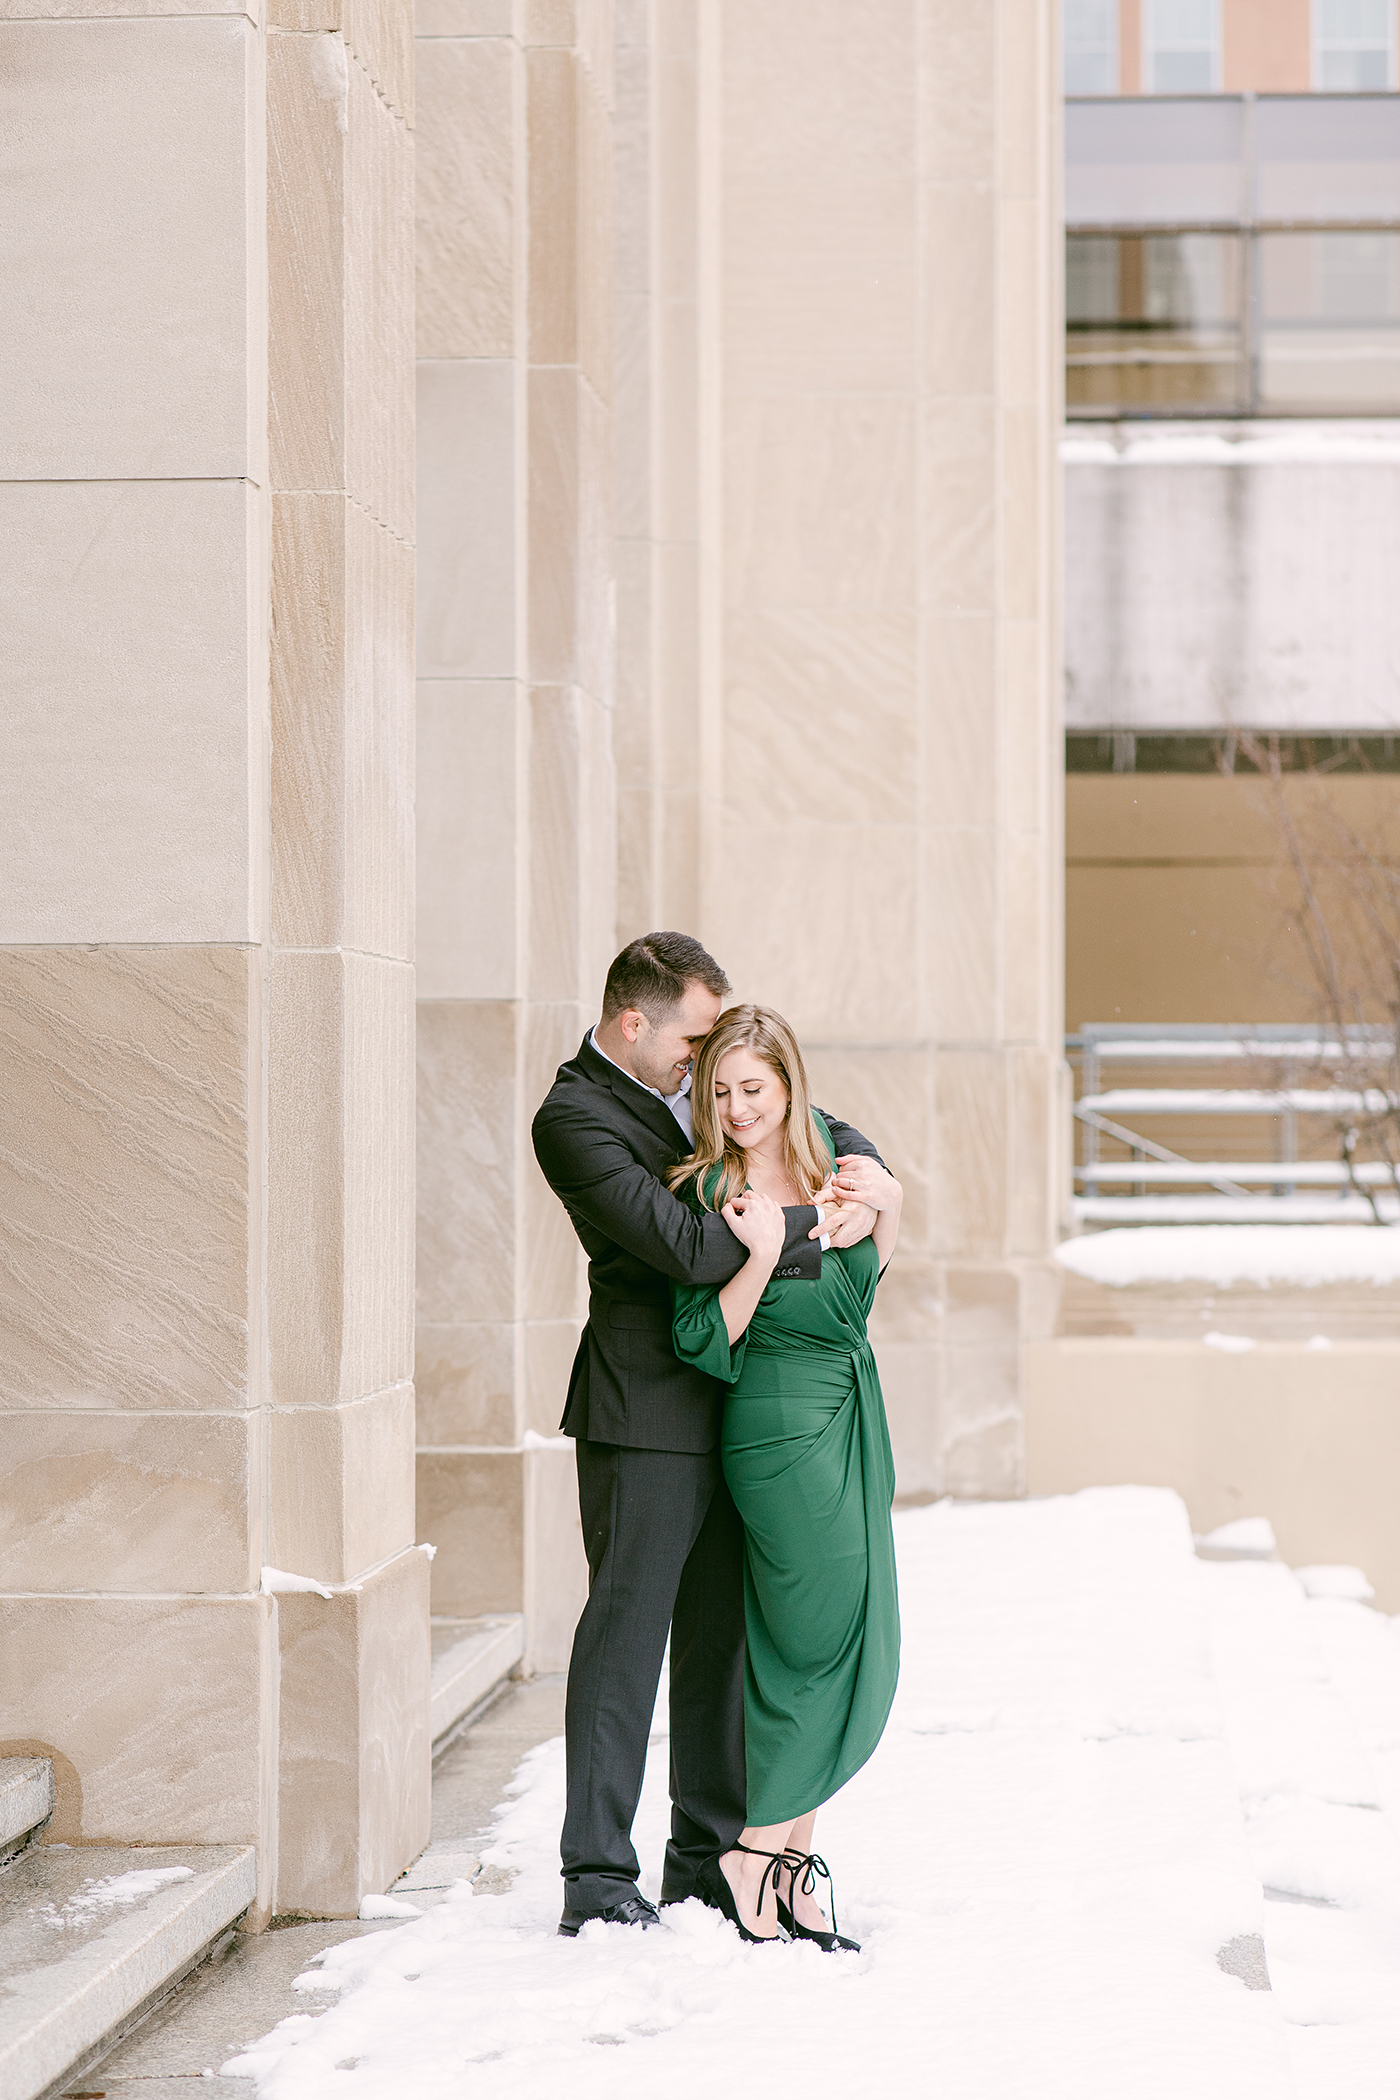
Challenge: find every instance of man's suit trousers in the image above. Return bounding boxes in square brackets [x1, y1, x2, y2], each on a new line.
[561, 1437, 747, 1913]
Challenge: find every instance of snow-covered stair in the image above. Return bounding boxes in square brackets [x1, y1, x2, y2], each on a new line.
[0, 1759, 53, 1868]
[228, 1488, 1297, 2099]
[1204, 1554, 1400, 2099]
[0, 1842, 255, 2100]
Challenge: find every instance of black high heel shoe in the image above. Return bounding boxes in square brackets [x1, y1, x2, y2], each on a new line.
[776, 1850, 861, 1953]
[694, 1844, 791, 1945]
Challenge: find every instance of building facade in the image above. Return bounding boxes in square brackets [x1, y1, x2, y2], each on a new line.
[1, 1, 1065, 1917]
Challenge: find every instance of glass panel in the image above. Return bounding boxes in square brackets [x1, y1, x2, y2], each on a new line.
[1318, 49, 1392, 88]
[1065, 0, 1116, 94]
[1066, 97, 1246, 227]
[1145, 0, 1218, 94]
[1316, 0, 1393, 87]
[1258, 230, 1400, 412]
[1255, 96, 1400, 223]
[1067, 233, 1246, 415]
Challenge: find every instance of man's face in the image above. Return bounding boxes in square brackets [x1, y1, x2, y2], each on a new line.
[630, 981, 723, 1094]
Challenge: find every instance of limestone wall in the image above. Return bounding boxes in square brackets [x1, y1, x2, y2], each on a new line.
[0, 0, 423, 1920]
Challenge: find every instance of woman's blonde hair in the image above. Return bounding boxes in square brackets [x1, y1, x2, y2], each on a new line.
[667, 1003, 830, 1211]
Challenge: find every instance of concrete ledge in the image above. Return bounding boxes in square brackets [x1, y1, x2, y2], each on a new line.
[1027, 1338, 1400, 1608]
[429, 1614, 524, 1749]
[0, 1843, 255, 2100]
[0, 1758, 53, 1863]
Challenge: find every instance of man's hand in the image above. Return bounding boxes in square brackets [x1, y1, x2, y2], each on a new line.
[833, 1154, 902, 1210]
[812, 1199, 878, 1248]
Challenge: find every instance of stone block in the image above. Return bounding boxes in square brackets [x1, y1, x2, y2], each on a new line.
[276, 1544, 430, 1915]
[723, 611, 917, 826]
[526, 1319, 582, 1436]
[0, 1413, 255, 1596]
[0, 946, 250, 1412]
[524, 1002, 589, 1323]
[527, 368, 581, 683]
[924, 180, 995, 397]
[416, 1451, 524, 1616]
[1026, 1339, 1400, 1612]
[416, 358, 518, 679]
[871, 1338, 942, 1496]
[921, 396, 996, 614]
[269, 951, 414, 1408]
[0, 481, 257, 945]
[416, 1000, 518, 1325]
[724, 396, 917, 612]
[416, 680, 519, 1001]
[271, 493, 346, 951]
[0, 16, 255, 482]
[345, 53, 414, 541]
[726, 178, 916, 395]
[524, 1438, 586, 1673]
[709, 817, 918, 1043]
[523, 0, 574, 45]
[344, 502, 415, 963]
[270, 0, 412, 120]
[527, 687, 584, 999]
[801, 1046, 932, 1245]
[926, 827, 997, 1041]
[933, 1050, 1008, 1261]
[527, 46, 578, 364]
[268, 25, 345, 495]
[415, 35, 514, 359]
[270, 1383, 416, 1587]
[415, 0, 511, 31]
[0, 1596, 273, 1846]
[924, 614, 996, 828]
[939, 1337, 1023, 1498]
[723, 0, 916, 182]
[918, 0, 994, 186]
[416, 1322, 518, 1446]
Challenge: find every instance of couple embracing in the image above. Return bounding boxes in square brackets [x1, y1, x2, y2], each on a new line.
[533, 932, 903, 1948]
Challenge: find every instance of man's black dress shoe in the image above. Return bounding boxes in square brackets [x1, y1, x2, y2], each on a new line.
[557, 1891, 660, 1937]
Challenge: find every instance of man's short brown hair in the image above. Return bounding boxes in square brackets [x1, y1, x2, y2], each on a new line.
[601, 933, 731, 1024]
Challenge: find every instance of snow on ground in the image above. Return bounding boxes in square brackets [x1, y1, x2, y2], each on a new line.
[1057, 1224, 1400, 1289]
[228, 1491, 1297, 2100]
[1204, 1556, 1400, 2099]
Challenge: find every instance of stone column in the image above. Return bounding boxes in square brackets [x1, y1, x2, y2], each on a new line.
[613, 0, 704, 937]
[0, 0, 423, 1922]
[691, 0, 1065, 1497]
[413, 0, 610, 1668]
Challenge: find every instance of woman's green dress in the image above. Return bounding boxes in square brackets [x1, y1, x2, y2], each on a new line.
[671, 1116, 900, 1826]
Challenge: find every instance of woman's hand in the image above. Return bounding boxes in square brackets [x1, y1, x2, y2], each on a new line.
[832, 1154, 902, 1211]
[721, 1188, 786, 1271]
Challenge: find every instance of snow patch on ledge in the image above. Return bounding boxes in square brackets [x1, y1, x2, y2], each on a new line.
[1055, 1224, 1400, 1290]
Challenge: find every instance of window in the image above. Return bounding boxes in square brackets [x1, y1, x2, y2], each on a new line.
[1067, 233, 1246, 414]
[1145, 0, 1220, 94]
[1065, 0, 1118, 94]
[1315, 0, 1395, 90]
[1065, 95, 1400, 417]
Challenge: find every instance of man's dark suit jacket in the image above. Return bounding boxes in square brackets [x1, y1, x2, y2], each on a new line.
[531, 1032, 882, 1455]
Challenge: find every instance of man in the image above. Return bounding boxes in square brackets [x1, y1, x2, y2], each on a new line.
[531, 931, 883, 1936]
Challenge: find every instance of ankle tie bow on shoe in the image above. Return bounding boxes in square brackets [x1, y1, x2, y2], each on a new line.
[732, 1842, 791, 1921]
[783, 1849, 837, 1933]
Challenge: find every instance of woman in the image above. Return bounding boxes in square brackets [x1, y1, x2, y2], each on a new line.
[667, 1004, 903, 1950]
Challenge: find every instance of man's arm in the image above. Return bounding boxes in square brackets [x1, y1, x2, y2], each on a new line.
[532, 1101, 822, 1286]
[814, 1111, 885, 1169]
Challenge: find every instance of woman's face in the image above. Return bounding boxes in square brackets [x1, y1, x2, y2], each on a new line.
[712, 1046, 789, 1150]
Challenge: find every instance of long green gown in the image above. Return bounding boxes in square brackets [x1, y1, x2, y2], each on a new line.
[671, 1117, 900, 1826]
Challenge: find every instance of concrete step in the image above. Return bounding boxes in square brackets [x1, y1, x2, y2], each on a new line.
[429, 1613, 524, 1750]
[0, 1843, 255, 2100]
[0, 1760, 54, 1867]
